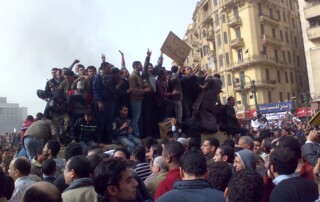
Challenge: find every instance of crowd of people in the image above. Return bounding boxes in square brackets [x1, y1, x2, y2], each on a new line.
[0, 50, 320, 202]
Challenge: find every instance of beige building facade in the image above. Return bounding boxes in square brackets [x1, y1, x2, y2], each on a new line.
[297, 0, 320, 100]
[184, 0, 309, 112]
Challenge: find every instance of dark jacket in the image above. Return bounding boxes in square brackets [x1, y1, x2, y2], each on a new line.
[302, 142, 320, 166]
[69, 117, 99, 142]
[157, 179, 225, 202]
[92, 73, 110, 102]
[112, 116, 131, 138]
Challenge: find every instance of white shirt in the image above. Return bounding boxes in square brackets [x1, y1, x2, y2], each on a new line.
[10, 176, 35, 202]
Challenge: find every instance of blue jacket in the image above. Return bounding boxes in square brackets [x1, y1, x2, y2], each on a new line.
[156, 179, 225, 202]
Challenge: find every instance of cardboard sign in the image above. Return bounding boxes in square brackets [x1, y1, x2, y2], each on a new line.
[309, 112, 320, 126]
[161, 31, 192, 65]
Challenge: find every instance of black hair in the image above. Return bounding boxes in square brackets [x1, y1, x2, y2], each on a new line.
[270, 147, 298, 175]
[76, 64, 85, 69]
[93, 158, 129, 198]
[219, 145, 235, 164]
[46, 140, 61, 157]
[133, 146, 146, 162]
[64, 142, 83, 161]
[4, 175, 14, 199]
[13, 158, 31, 176]
[222, 139, 235, 148]
[67, 156, 91, 178]
[171, 66, 178, 73]
[142, 137, 158, 151]
[180, 149, 207, 177]
[87, 154, 102, 175]
[119, 105, 129, 111]
[262, 137, 273, 154]
[207, 161, 232, 191]
[253, 136, 264, 144]
[228, 169, 265, 202]
[259, 129, 272, 139]
[132, 61, 141, 69]
[206, 137, 220, 148]
[87, 65, 97, 71]
[21, 185, 62, 202]
[64, 69, 74, 77]
[277, 136, 301, 159]
[163, 141, 185, 165]
[213, 73, 221, 79]
[150, 144, 163, 158]
[227, 96, 235, 102]
[41, 159, 56, 176]
[51, 68, 58, 71]
[157, 69, 167, 78]
[114, 147, 131, 160]
[26, 115, 34, 121]
[101, 62, 111, 68]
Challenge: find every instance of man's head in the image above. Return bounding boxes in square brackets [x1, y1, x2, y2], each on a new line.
[132, 61, 142, 71]
[269, 147, 297, 176]
[201, 138, 219, 156]
[234, 150, 256, 172]
[207, 161, 233, 192]
[1, 149, 11, 160]
[162, 141, 185, 169]
[119, 105, 129, 118]
[150, 156, 166, 174]
[64, 156, 91, 185]
[253, 137, 264, 155]
[180, 149, 207, 179]
[227, 96, 235, 106]
[42, 159, 56, 177]
[43, 140, 60, 158]
[238, 136, 254, 150]
[226, 169, 265, 202]
[86, 66, 96, 79]
[94, 158, 138, 202]
[114, 148, 131, 160]
[213, 145, 235, 164]
[132, 146, 146, 162]
[121, 68, 130, 79]
[51, 68, 58, 79]
[21, 182, 62, 202]
[8, 157, 31, 181]
[277, 136, 301, 159]
[63, 69, 74, 82]
[64, 142, 83, 161]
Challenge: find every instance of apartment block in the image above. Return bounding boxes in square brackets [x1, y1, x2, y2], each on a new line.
[184, 0, 309, 111]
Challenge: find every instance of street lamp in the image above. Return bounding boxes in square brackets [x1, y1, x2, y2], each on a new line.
[236, 75, 259, 113]
[300, 93, 310, 123]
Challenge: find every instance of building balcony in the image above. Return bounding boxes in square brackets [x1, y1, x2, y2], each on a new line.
[307, 26, 320, 40]
[268, 0, 282, 7]
[230, 37, 244, 49]
[228, 16, 242, 28]
[261, 34, 283, 47]
[222, 0, 236, 8]
[201, 11, 213, 24]
[233, 79, 277, 92]
[206, 28, 215, 41]
[225, 55, 281, 71]
[259, 13, 280, 26]
[193, 53, 200, 63]
[191, 39, 199, 47]
[304, 3, 320, 20]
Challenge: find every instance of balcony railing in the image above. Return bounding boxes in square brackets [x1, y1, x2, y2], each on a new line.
[259, 13, 280, 26]
[234, 79, 277, 91]
[193, 53, 200, 62]
[261, 34, 283, 47]
[191, 39, 199, 47]
[230, 37, 244, 49]
[228, 16, 242, 28]
[201, 10, 213, 24]
[206, 28, 215, 41]
[304, 3, 320, 20]
[222, 0, 235, 8]
[307, 26, 320, 40]
[225, 54, 283, 71]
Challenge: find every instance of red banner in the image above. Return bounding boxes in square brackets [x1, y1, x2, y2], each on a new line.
[295, 107, 312, 117]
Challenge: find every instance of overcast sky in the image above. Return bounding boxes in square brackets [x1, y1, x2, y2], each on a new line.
[0, 0, 197, 116]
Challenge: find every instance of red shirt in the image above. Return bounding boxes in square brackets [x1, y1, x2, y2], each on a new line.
[154, 168, 181, 201]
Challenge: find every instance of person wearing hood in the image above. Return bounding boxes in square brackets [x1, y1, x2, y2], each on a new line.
[234, 149, 256, 172]
[62, 156, 97, 202]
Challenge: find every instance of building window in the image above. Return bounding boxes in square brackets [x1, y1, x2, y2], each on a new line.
[215, 14, 220, 26]
[262, 46, 267, 56]
[227, 74, 232, 86]
[238, 49, 243, 61]
[290, 72, 294, 84]
[277, 10, 281, 21]
[283, 11, 286, 22]
[260, 24, 264, 35]
[221, 75, 225, 88]
[299, 75, 302, 86]
[233, 6, 239, 17]
[287, 92, 290, 101]
[285, 31, 289, 43]
[280, 30, 283, 41]
[219, 54, 224, 67]
[285, 72, 289, 83]
[294, 37, 298, 47]
[292, 18, 295, 29]
[288, 51, 291, 63]
[235, 27, 241, 38]
[265, 69, 270, 81]
[274, 49, 278, 63]
[277, 71, 281, 83]
[203, 45, 209, 55]
[279, 92, 283, 102]
[282, 51, 286, 63]
[217, 34, 221, 46]
[214, 0, 218, 6]
[224, 32, 228, 43]
[297, 56, 300, 66]
[268, 91, 272, 103]
[222, 14, 226, 23]
[272, 28, 276, 38]
[225, 52, 230, 65]
[258, 3, 262, 15]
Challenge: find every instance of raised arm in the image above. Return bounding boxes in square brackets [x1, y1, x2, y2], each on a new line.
[119, 50, 126, 69]
[143, 49, 152, 79]
[68, 59, 80, 70]
[152, 52, 164, 76]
